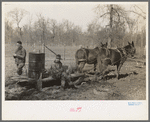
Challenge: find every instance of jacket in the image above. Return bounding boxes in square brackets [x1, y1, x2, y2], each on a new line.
[48, 61, 64, 79]
[14, 46, 26, 65]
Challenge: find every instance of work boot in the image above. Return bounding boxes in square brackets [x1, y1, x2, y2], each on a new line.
[74, 77, 83, 85]
[61, 80, 66, 90]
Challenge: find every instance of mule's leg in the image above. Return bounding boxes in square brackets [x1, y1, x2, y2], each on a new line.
[78, 62, 86, 73]
[116, 63, 123, 80]
[101, 63, 108, 81]
[76, 60, 80, 73]
[94, 63, 97, 71]
[97, 59, 108, 81]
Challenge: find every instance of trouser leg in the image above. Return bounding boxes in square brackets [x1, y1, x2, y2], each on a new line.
[17, 63, 25, 75]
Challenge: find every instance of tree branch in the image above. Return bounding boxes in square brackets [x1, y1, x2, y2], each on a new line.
[134, 5, 146, 15]
[127, 10, 146, 19]
[113, 8, 121, 23]
[99, 12, 110, 18]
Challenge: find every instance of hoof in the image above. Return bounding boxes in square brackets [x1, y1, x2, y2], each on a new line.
[117, 76, 120, 80]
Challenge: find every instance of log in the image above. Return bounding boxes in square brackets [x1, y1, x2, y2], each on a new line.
[70, 73, 85, 78]
[11, 76, 28, 80]
[37, 73, 42, 91]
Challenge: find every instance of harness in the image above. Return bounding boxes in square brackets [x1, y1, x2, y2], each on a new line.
[77, 48, 88, 62]
[117, 48, 127, 64]
[105, 47, 127, 65]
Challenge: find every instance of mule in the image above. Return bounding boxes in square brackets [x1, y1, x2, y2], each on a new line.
[97, 41, 136, 80]
[75, 42, 108, 73]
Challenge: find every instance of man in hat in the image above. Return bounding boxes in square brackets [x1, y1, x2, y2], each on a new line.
[39, 54, 83, 89]
[48, 54, 63, 81]
[40, 54, 64, 85]
[13, 41, 26, 75]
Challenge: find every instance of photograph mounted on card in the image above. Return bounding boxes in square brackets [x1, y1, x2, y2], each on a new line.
[2, 2, 148, 120]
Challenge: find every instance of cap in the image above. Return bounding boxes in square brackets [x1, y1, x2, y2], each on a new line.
[56, 54, 62, 60]
[17, 41, 22, 44]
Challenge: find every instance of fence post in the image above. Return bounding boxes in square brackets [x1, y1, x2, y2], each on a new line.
[64, 44, 65, 60]
[33, 42, 36, 52]
[42, 43, 45, 53]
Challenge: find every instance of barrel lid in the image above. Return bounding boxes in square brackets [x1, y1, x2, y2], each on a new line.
[29, 52, 45, 54]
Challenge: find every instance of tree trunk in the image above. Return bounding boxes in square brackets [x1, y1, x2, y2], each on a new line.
[110, 4, 113, 31]
[107, 5, 113, 48]
[109, 4, 113, 46]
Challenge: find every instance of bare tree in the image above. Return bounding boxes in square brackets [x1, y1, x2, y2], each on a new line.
[129, 5, 146, 20]
[49, 19, 57, 42]
[62, 19, 74, 33]
[28, 14, 33, 44]
[5, 17, 13, 43]
[128, 5, 146, 48]
[94, 4, 134, 47]
[8, 8, 29, 40]
[36, 13, 48, 45]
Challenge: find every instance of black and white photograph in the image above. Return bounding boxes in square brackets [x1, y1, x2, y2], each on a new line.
[2, 2, 148, 120]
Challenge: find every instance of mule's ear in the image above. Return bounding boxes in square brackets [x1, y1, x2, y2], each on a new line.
[128, 42, 131, 45]
[132, 41, 134, 47]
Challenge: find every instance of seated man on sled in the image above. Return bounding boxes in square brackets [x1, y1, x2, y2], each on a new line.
[38, 54, 83, 89]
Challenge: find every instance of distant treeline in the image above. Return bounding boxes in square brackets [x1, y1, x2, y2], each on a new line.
[5, 18, 146, 48]
[5, 4, 146, 49]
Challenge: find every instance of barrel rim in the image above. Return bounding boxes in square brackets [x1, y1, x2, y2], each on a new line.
[29, 52, 45, 55]
[29, 60, 43, 63]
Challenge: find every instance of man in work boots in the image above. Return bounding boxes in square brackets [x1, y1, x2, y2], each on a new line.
[38, 54, 83, 89]
[13, 41, 26, 75]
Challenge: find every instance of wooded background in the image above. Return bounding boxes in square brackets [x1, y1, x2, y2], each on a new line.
[5, 4, 146, 56]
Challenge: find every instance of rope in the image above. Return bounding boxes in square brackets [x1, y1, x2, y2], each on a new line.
[44, 45, 58, 56]
[80, 48, 88, 62]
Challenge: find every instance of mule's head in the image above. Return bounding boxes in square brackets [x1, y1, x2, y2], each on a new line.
[100, 42, 108, 48]
[125, 41, 136, 58]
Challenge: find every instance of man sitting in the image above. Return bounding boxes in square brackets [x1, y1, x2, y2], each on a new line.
[39, 54, 83, 89]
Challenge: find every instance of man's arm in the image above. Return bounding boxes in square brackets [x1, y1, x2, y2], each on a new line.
[13, 48, 19, 58]
[16, 48, 26, 59]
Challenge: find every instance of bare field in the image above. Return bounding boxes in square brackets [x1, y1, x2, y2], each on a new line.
[5, 44, 146, 100]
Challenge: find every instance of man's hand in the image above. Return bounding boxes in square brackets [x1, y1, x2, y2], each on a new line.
[13, 54, 17, 58]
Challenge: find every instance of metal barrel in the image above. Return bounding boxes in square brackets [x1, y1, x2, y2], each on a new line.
[28, 52, 45, 79]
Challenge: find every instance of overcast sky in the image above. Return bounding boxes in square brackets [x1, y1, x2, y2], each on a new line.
[3, 2, 148, 32]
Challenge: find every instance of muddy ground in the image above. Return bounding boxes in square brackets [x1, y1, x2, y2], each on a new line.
[5, 57, 146, 100]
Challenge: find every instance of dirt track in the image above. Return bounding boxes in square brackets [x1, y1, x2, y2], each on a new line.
[5, 58, 146, 100]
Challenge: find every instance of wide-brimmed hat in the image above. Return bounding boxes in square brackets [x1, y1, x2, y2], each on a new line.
[17, 41, 22, 44]
[54, 54, 62, 63]
[56, 54, 62, 60]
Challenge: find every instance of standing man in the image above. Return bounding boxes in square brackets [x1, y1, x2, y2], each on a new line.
[13, 41, 26, 75]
